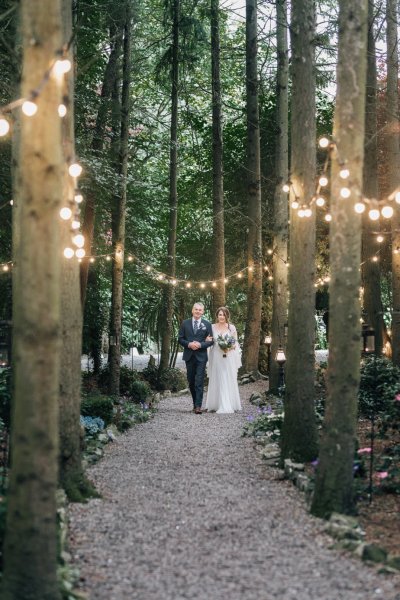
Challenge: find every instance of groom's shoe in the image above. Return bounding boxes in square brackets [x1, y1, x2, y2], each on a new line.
[194, 407, 202, 414]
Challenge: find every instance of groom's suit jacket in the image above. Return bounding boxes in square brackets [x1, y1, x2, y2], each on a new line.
[178, 318, 214, 362]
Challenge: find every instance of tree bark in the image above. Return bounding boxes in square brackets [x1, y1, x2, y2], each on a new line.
[281, 0, 318, 462]
[311, 0, 368, 518]
[2, 0, 63, 597]
[269, 0, 289, 391]
[242, 0, 263, 374]
[210, 0, 225, 315]
[109, 1, 132, 396]
[387, 0, 400, 364]
[159, 0, 180, 372]
[361, 0, 385, 356]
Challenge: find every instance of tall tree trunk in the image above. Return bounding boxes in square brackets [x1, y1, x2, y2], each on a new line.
[210, 0, 225, 315]
[281, 0, 318, 462]
[2, 1, 63, 597]
[109, 1, 132, 396]
[387, 0, 400, 364]
[311, 0, 368, 518]
[58, 0, 95, 501]
[159, 0, 180, 372]
[80, 17, 123, 307]
[242, 0, 263, 374]
[362, 0, 385, 356]
[269, 0, 289, 391]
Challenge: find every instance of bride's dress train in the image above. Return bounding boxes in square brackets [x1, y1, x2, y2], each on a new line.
[205, 324, 242, 414]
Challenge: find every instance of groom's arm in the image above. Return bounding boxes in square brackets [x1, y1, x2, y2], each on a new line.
[201, 322, 214, 349]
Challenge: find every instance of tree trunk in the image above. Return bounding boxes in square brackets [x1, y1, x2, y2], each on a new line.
[159, 0, 180, 372]
[210, 0, 225, 315]
[387, 0, 400, 365]
[58, 0, 91, 501]
[311, 0, 368, 518]
[242, 0, 263, 374]
[362, 0, 385, 356]
[281, 0, 318, 462]
[109, 1, 132, 396]
[80, 17, 123, 307]
[2, 0, 63, 597]
[269, 0, 289, 392]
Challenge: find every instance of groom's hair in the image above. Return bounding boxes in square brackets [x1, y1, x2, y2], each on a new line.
[193, 302, 204, 310]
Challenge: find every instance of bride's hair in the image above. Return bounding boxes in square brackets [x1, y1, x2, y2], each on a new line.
[216, 306, 230, 323]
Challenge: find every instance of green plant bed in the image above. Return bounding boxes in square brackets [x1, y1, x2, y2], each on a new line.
[130, 380, 152, 404]
[359, 356, 400, 417]
[96, 364, 141, 395]
[81, 394, 114, 425]
[141, 364, 187, 392]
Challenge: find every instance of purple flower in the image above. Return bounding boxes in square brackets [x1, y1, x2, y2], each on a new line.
[246, 415, 254, 422]
[311, 459, 319, 467]
[266, 405, 273, 414]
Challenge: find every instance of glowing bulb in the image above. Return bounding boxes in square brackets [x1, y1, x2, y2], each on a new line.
[268, 275, 273, 281]
[237, 273, 243, 278]
[354, 202, 365, 214]
[325, 214, 332, 222]
[304, 208, 312, 217]
[212, 282, 217, 287]
[64, 247, 74, 259]
[339, 168, 350, 179]
[368, 209, 380, 221]
[372, 256, 379, 262]
[90, 257, 95, 263]
[200, 283, 205, 288]
[282, 183, 290, 193]
[267, 249, 273, 255]
[54, 59, 72, 76]
[22, 101, 38, 116]
[319, 137, 330, 148]
[106, 256, 111, 261]
[319, 176, 328, 187]
[69, 163, 82, 177]
[172, 279, 177, 285]
[75, 248, 85, 258]
[71, 220, 80, 230]
[60, 207, 72, 220]
[186, 282, 191, 288]
[58, 104, 67, 117]
[395, 192, 400, 204]
[0, 118, 10, 136]
[73, 234, 84, 248]
[224, 278, 228, 284]
[316, 197, 325, 207]
[298, 209, 305, 217]
[377, 235, 384, 243]
[324, 276, 331, 283]
[248, 266, 253, 271]
[340, 187, 351, 198]
[74, 194, 83, 203]
[145, 265, 151, 271]
[291, 201, 299, 209]
[381, 205, 394, 218]
[158, 274, 164, 280]
[9, 200, 13, 206]
[2, 265, 9, 272]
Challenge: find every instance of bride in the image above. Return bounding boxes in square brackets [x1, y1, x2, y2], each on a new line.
[205, 306, 242, 414]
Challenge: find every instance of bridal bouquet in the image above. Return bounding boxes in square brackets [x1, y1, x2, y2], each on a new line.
[216, 333, 236, 357]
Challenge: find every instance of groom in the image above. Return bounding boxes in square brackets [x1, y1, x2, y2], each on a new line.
[178, 302, 214, 414]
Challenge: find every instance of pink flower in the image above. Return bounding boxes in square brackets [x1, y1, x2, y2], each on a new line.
[395, 394, 400, 402]
[376, 471, 388, 479]
[357, 447, 372, 454]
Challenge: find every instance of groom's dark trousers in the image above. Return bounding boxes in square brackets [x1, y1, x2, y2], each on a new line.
[178, 318, 213, 409]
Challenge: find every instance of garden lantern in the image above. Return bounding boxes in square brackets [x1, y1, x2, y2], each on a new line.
[361, 323, 375, 354]
[275, 346, 286, 387]
[264, 334, 272, 373]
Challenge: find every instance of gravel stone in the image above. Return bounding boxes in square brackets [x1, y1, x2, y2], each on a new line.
[69, 384, 400, 600]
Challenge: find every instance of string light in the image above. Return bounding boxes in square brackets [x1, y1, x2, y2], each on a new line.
[339, 168, 350, 179]
[316, 196, 325, 207]
[74, 193, 83, 203]
[282, 183, 290, 193]
[58, 104, 67, 117]
[325, 214, 332, 222]
[71, 220, 80, 230]
[291, 200, 299, 209]
[298, 209, 305, 217]
[69, 163, 82, 177]
[186, 282, 191, 288]
[72, 234, 84, 248]
[354, 203, 365, 214]
[371, 256, 379, 262]
[381, 205, 394, 219]
[64, 247, 74, 259]
[318, 137, 330, 148]
[60, 207, 72, 220]
[54, 59, 72, 76]
[340, 187, 351, 198]
[319, 176, 328, 187]
[395, 192, 400, 204]
[368, 209, 380, 221]
[304, 208, 312, 217]
[75, 248, 85, 259]
[90, 257, 95, 263]
[22, 101, 38, 116]
[377, 235, 384, 243]
[0, 118, 10, 136]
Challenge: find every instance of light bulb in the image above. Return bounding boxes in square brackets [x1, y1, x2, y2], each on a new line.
[395, 192, 400, 204]
[316, 197, 325, 207]
[73, 234, 84, 248]
[354, 203, 365, 214]
[9, 200, 13, 206]
[186, 282, 191, 288]
[304, 208, 312, 217]
[298, 209, 305, 217]
[3, 265, 9, 272]
[22, 101, 38, 116]
[90, 257, 95, 263]
[54, 59, 72, 76]
[268, 275, 273, 281]
[0, 118, 10, 136]
[237, 273, 243, 278]
[200, 283, 205, 288]
[69, 163, 82, 177]
[145, 265, 151, 271]
[60, 207, 72, 220]
[74, 194, 83, 203]
[248, 266, 253, 271]
[319, 137, 330, 148]
[106, 256, 111, 261]
[75, 248, 85, 258]
[224, 278, 228, 284]
[282, 183, 290, 193]
[172, 279, 177, 285]
[372, 256, 379, 262]
[340, 187, 351, 198]
[58, 104, 67, 117]
[368, 209, 380, 221]
[64, 247, 74, 259]
[71, 220, 80, 230]
[339, 168, 350, 179]
[381, 205, 394, 218]
[267, 249, 273, 255]
[319, 176, 329, 187]
[325, 214, 332, 222]
[377, 235, 384, 243]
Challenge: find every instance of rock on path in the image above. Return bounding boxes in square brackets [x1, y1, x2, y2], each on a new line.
[69, 386, 400, 600]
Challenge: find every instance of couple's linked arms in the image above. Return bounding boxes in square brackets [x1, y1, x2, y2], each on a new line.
[178, 323, 214, 351]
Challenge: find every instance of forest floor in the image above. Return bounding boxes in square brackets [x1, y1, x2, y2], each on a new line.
[69, 376, 400, 599]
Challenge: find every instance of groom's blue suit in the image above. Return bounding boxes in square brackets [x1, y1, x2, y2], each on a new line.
[178, 318, 213, 410]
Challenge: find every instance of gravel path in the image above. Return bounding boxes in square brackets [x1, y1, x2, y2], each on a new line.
[69, 385, 400, 600]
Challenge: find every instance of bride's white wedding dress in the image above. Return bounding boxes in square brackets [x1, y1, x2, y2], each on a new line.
[205, 323, 242, 414]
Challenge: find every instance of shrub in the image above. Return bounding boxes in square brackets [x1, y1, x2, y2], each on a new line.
[97, 364, 140, 395]
[130, 380, 151, 404]
[80, 415, 105, 436]
[81, 393, 114, 425]
[359, 356, 400, 417]
[242, 409, 284, 441]
[142, 364, 187, 392]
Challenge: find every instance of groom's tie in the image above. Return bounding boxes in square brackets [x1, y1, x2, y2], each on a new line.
[193, 320, 199, 333]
